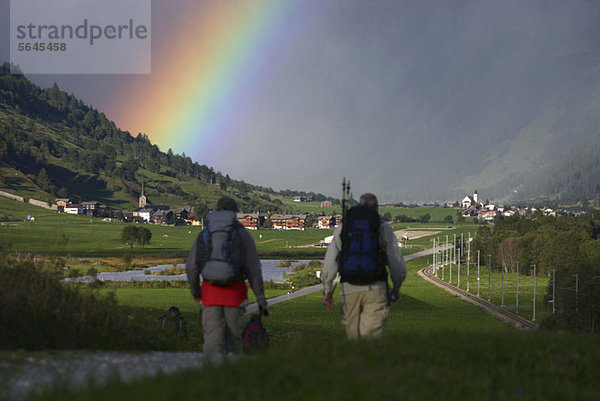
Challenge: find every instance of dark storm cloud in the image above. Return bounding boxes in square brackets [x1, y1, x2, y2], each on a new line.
[3, 0, 600, 201]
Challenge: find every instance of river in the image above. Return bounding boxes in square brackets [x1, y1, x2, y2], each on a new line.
[63, 259, 318, 283]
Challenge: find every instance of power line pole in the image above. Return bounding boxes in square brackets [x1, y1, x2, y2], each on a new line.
[445, 235, 449, 277]
[458, 241, 461, 288]
[488, 254, 492, 302]
[466, 232, 471, 292]
[501, 262, 505, 307]
[432, 238, 436, 276]
[477, 250, 480, 297]
[532, 264, 536, 322]
[552, 268, 556, 315]
[453, 234, 456, 266]
[576, 272, 579, 314]
[516, 260, 519, 313]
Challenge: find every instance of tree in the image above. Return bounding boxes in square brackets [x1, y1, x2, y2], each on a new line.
[395, 214, 416, 223]
[304, 214, 317, 228]
[382, 212, 392, 222]
[497, 237, 518, 272]
[57, 187, 68, 198]
[420, 213, 431, 223]
[137, 227, 152, 248]
[121, 225, 138, 249]
[444, 215, 454, 224]
[37, 168, 52, 192]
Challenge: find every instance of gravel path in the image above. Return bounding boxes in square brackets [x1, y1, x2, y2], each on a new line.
[2, 244, 439, 399]
[0, 351, 223, 400]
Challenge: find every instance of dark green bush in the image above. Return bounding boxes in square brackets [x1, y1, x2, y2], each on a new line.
[0, 258, 169, 350]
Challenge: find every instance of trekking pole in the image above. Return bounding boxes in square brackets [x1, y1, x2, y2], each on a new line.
[341, 177, 351, 223]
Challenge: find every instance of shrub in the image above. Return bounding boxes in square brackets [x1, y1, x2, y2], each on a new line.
[286, 261, 323, 288]
[0, 258, 169, 350]
[123, 253, 133, 266]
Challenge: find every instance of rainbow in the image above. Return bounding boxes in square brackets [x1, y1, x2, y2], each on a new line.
[112, 0, 302, 164]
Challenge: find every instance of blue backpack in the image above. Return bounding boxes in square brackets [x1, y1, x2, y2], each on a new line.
[339, 206, 387, 285]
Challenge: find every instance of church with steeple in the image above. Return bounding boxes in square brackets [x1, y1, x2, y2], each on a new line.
[139, 182, 147, 208]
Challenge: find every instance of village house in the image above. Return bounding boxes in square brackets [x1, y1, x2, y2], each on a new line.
[64, 204, 83, 215]
[154, 209, 175, 225]
[480, 209, 497, 221]
[269, 213, 307, 230]
[320, 200, 332, 208]
[55, 198, 71, 212]
[237, 212, 264, 230]
[173, 206, 193, 225]
[293, 195, 313, 203]
[135, 208, 153, 223]
[543, 208, 557, 217]
[461, 191, 482, 209]
[462, 205, 478, 217]
[81, 201, 100, 217]
[81, 201, 107, 217]
[317, 215, 336, 229]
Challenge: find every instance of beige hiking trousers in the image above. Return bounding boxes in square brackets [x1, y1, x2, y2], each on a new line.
[202, 304, 246, 354]
[341, 288, 390, 339]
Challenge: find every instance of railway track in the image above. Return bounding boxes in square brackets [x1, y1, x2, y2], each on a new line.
[419, 265, 538, 330]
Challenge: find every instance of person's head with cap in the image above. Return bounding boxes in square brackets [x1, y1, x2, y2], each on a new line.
[169, 306, 180, 315]
[359, 193, 379, 211]
[216, 196, 239, 212]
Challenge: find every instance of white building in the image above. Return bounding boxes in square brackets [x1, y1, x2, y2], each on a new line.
[64, 205, 83, 215]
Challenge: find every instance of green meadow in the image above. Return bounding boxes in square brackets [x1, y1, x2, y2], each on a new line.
[28, 256, 600, 401]
[437, 263, 551, 321]
[0, 197, 333, 258]
[0, 195, 475, 260]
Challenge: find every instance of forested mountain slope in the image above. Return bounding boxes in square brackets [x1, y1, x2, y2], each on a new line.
[0, 63, 332, 213]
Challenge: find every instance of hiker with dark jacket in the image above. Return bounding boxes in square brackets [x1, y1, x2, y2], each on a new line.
[186, 196, 267, 354]
[322, 193, 406, 339]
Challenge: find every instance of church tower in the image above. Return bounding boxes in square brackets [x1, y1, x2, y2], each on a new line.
[139, 182, 147, 208]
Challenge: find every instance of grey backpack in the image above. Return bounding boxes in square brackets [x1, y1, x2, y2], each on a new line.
[197, 211, 246, 286]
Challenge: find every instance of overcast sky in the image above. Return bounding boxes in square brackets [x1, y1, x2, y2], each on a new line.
[2, 0, 600, 202]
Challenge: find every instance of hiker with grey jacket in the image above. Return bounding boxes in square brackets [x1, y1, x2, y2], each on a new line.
[322, 193, 406, 339]
[186, 196, 267, 354]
